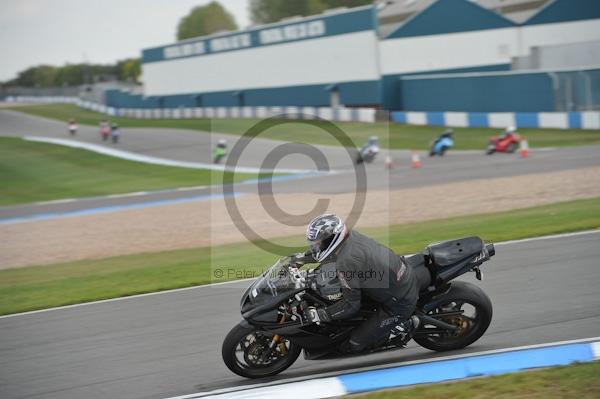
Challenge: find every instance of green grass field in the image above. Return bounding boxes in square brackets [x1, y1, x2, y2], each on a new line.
[355, 361, 600, 399]
[10, 103, 600, 150]
[1, 197, 599, 315]
[0, 136, 259, 206]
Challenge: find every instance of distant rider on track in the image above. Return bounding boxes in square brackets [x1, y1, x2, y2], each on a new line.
[214, 139, 227, 164]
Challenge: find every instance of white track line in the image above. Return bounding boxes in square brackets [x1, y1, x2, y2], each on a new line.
[0, 278, 255, 320]
[24, 136, 321, 174]
[32, 198, 77, 205]
[495, 229, 600, 246]
[1, 229, 598, 319]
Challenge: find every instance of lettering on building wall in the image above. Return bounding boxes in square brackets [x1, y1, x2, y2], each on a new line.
[159, 19, 327, 60]
[210, 34, 251, 52]
[163, 42, 206, 59]
[259, 20, 326, 44]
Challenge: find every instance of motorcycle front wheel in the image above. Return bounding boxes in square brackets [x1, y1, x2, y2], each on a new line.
[413, 281, 492, 352]
[222, 323, 302, 378]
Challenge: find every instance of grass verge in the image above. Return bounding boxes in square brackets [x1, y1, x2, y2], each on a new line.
[354, 361, 600, 399]
[9, 103, 600, 150]
[1, 198, 599, 315]
[0, 136, 260, 206]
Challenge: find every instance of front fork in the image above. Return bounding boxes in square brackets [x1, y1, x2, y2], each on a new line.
[259, 314, 288, 362]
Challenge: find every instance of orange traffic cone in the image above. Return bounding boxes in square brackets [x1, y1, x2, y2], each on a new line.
[519, 138, 529, 158]
[411, 151, 422, 169]
[385, 154, 394, 169]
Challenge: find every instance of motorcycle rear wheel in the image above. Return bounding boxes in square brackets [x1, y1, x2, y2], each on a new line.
[222, 323, 301, 378]
[414, 281, 492, 352]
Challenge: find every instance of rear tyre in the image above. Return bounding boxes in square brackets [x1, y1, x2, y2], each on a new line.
[414, 281, 492, 352]
[222, 323, 301, 379]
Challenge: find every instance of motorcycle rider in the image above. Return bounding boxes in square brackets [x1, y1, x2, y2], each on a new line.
[501, 126, 517, 139]
[356, 136, 380, 164]
[214, 139, 227, 163]
[295, 214, 420, 353]
[362, 135, 379, 150]
[430, 128, 454, 156]
[438, 128, 453, 140]
[68, 119, 77, 136]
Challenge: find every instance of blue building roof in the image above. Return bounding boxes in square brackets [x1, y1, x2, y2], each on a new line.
[385, 0, 515, 39]
[525, 0, 600, 25]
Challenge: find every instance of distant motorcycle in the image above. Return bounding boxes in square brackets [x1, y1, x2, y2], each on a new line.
[100, 121, 110, 141]
[110, 124, 121, 144]
[68, 119, 77, 136]
[214, 139, 227, 164]
[487, 128, 520, 155]
[356, 136, 380, 164]
[430, 130, 454, 157]
[222, 237, 496, 378]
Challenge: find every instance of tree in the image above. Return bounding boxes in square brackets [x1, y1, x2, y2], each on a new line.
[116, 58, 141, 83]
[249, 0, 373, 25]
[3, 60, 139, 87]
[177, 1, 238, 41]
[13, 66, 58, 87]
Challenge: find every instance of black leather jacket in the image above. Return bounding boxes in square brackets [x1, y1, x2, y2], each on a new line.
[301, 230, 417, 320]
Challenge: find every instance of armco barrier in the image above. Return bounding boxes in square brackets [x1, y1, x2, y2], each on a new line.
[166, 338, 600, 399]
[391, 110, 600, 129]
[6, 96, 377, 123]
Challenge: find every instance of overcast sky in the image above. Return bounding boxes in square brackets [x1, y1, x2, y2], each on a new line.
[0, 0, 250, 81]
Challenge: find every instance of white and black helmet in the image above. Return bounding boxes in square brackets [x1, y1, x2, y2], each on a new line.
[306, 214, 347, 262]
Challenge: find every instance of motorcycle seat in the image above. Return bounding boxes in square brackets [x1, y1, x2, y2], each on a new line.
[427, 237, 484, 268]
[402, 254, 432, 292]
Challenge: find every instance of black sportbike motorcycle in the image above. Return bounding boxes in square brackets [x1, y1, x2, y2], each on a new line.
[222, 236, 496, 378]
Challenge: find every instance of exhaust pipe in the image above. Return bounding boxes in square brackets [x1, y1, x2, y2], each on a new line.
[486, 243, 495, 257]
[417, 314, 460, 332]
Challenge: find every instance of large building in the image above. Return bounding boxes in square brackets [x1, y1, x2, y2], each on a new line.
[107, 0, 600, 112]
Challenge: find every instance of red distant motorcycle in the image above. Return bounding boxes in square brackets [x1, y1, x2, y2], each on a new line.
[486, 128, 520, 155]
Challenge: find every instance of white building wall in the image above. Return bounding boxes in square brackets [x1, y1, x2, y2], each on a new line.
[380, 19, 600, 76]
[519, 19, 600, 56]
[380, 27, 519, 75]
[143, 31, 379, 96]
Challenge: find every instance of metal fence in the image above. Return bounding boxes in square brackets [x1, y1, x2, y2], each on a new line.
[550, 69, 600, 111]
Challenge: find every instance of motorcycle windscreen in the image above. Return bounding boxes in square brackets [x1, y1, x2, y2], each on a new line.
[246, 257, 297, 306]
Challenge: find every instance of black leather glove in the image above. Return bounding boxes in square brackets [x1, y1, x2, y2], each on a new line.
[291, 251, 315, 266]
[306, 306, 331, 324]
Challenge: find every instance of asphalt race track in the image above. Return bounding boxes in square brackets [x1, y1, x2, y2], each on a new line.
[1, 109, 600, 221]
[1, 109, 600, 398]
[1, 231, 599, 399]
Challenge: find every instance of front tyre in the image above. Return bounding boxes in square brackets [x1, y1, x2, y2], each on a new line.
[414, 281, 492, 352]
[222, 323, 301, 379]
